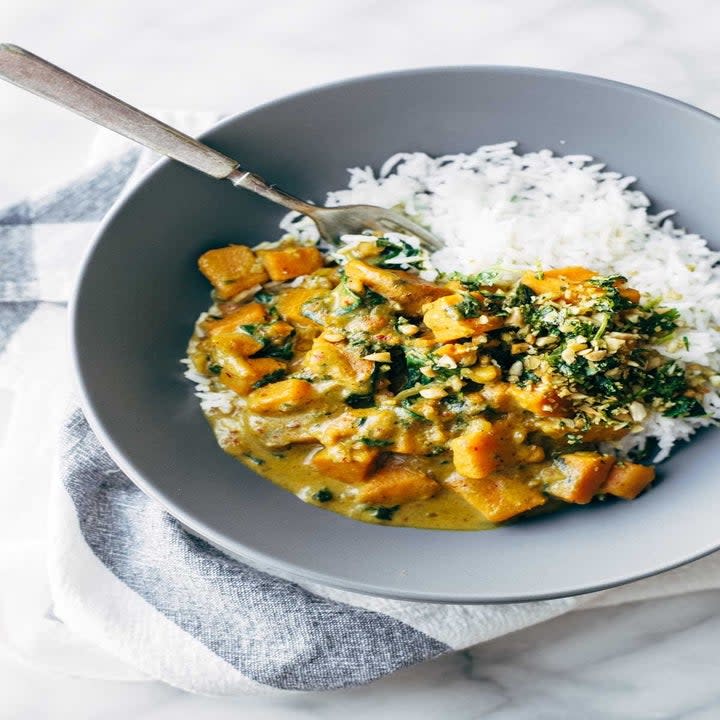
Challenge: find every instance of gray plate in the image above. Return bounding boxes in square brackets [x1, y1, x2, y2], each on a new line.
[72, 67, 720, 603]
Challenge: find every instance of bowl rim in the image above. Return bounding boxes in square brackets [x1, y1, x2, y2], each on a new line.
[70, 64, 720, 603]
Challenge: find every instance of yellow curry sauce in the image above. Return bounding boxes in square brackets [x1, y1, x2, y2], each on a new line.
[187, 235, 709, 530]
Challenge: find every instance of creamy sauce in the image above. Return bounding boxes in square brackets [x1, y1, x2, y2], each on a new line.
[187, 237, 702, 530]
[211, 412, 499, 529]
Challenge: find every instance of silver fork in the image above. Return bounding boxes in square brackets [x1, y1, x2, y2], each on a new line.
[0, 44, 443, 252]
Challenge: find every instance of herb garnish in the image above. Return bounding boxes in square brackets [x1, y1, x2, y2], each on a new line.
[360, 438, 393, 447]
[313, 488, 333, 503]
[369, 505, 400, 521]
[252, 369, 286, 389]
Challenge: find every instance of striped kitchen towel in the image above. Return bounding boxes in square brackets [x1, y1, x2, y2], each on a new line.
[3, 115, 720, 695]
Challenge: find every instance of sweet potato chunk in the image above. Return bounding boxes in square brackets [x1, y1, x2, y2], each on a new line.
[209, 328, 264, 359]
[207, 303, 268, 357]
[358, 463, 439, 505]
[601, 461, 655, 500]
[275, 287, 328, 327]
[520, 266, 640, 305]
[198, 245, 269, 299]
[258, 245, 323, 281]
[508, 383, 567, 418]
[423, 294, 504, 343]
[207, 303, 268, 334]
[246, 378, 314, 413]
[434, 342, 479, 367]
[449, 419, 501, 479]
[302, 336, 374, 394]
[344, 259, 450, 315]
[444, 472, 546, 523]
[311, 446, 379, 484]
[520, 266, 596, 299]
[217, 356, 285, 396]
[546, 452, 616, 504]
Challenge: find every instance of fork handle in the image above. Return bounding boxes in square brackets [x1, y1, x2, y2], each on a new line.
[0, 44, 245, 180]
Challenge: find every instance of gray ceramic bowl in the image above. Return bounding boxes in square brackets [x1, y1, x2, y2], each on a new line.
[72, 67, 720, 603]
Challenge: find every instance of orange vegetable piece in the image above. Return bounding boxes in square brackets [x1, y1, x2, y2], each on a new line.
[444, 472, 546, 523]
[198, 245, 269, 299]
[601, 461, 655, 500]
[258, 245, 323, 281]
[520, 266, 640, 305]
[619, 286, 641, 304]
[275, 287, 328, 327]
[434, 343, 479, 367]
[302, 336, 374, 394]
[217, 356, 285, 396]
[207, 304, 271, 358]
[246, 378, 315, 413]
[422, 294, 504, 343]
[344, 259, 450, 315]
[358, 462, 439, 505]
[311, 446, 379, 484]
[207, 303, 268, 335]
[210, 331, 264, 359]
[546, 452, 616, 504]
[449, 419, 501, 479]
[520, 266, 596, 299]
[508, 383, 567, 418]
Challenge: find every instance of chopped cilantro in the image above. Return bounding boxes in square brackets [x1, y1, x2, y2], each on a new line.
[360, 438, 393, 447]
[254, 290, 274, 304]
[254, 337, 295, 360]
[208, 363, 222, 375]
[444, 270, 498, 290]
[592, 314, 609, 343]
[345, 392, 375, 409]
[456, 293, 483, 319]
[637, 307, 680, 338]
[334, 279, 363, 314]
[509, 283, 536, 307]
[313, 488, 333, 503]
[252, 369, 286, 389]
[402, 348, 433, 389]
[363, 288, 387, 307]
[370, 505, 400, 521]
[664, 396, 704, 418]
[517, 369, 540, 387]
[376, 236, 419, 266]
[588, 274, 628, 288]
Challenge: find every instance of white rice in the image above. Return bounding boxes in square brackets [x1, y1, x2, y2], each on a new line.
[192, 141, 720, 461]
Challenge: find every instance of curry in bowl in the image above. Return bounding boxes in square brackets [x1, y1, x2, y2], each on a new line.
[185, 234, 709, 530]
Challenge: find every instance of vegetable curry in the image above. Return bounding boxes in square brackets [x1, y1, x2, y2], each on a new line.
[187, 234, 709, 529]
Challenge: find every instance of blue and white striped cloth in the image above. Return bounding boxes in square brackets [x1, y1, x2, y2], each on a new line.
[2, 116, 720, 695]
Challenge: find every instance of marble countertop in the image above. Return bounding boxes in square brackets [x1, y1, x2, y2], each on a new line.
[2, 0, 720, 717]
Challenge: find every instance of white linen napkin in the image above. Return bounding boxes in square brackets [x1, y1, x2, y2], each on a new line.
[2, 113, 720, 695]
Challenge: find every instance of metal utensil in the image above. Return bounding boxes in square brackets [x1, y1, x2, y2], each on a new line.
[0, 44, 442, 251]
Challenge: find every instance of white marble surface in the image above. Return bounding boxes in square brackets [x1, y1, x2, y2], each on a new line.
[2, 0, 720, 717]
